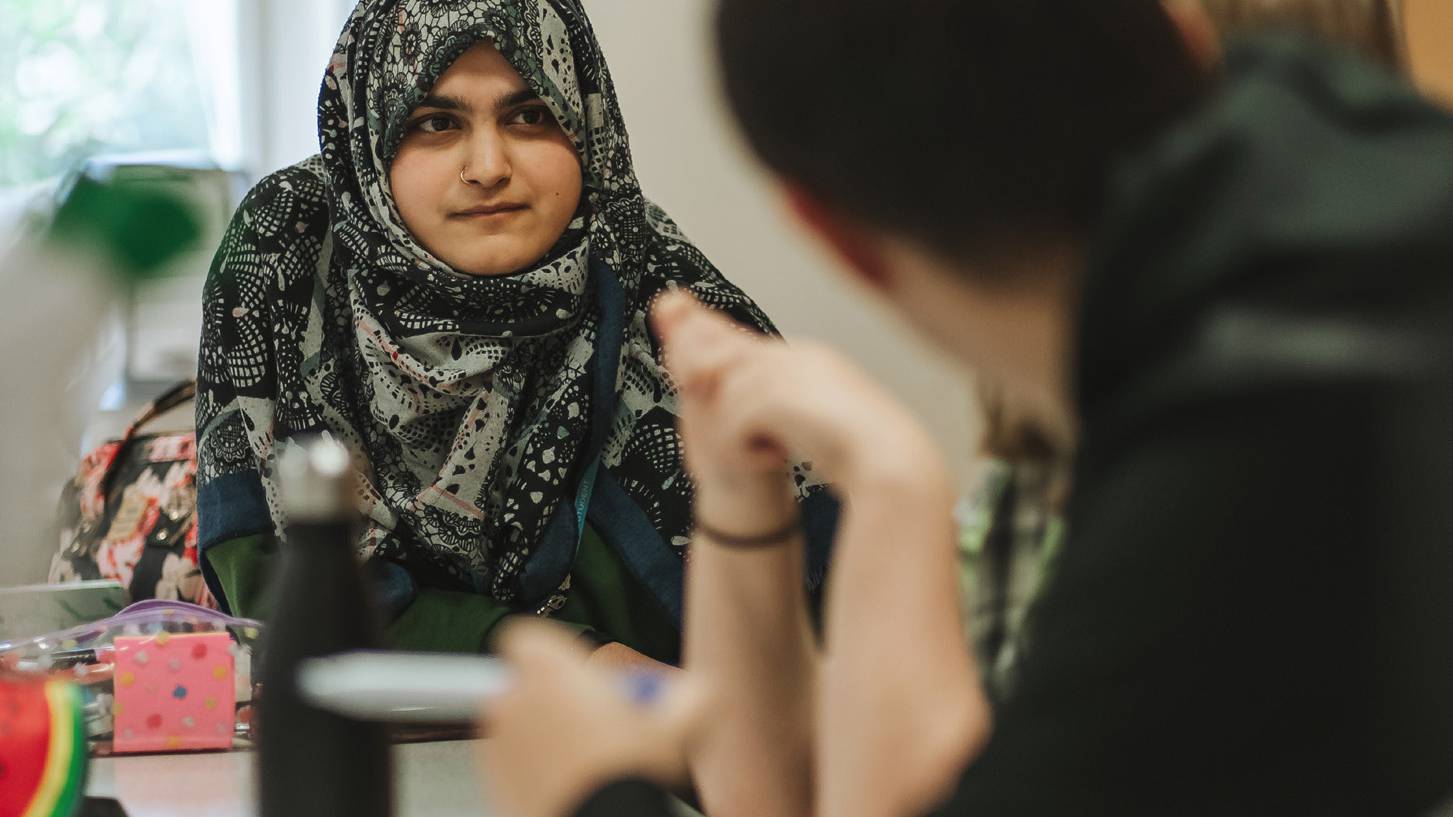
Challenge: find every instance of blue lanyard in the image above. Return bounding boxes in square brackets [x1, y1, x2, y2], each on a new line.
[573, 456, 601, 547]
[571, 258, 624, 541]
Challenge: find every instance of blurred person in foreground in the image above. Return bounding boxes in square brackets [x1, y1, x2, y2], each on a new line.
[478, 2, 1453, 816]
[960, 0, 1413, 698]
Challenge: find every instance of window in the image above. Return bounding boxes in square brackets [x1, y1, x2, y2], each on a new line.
[0, 0, 245, 189]
[1, 0, 353, 388]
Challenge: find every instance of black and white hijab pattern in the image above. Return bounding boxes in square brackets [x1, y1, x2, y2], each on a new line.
[196, 0, 824, 612]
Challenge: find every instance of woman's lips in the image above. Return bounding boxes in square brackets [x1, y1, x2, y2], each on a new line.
[453, 203, 528, 219]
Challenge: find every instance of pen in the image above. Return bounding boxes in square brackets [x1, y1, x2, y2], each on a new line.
[297, 651, 665, 723]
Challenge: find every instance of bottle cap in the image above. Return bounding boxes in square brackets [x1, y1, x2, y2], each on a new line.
[277, 436, 355, 522]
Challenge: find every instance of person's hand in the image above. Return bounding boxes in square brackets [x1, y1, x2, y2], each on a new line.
[586, 641, 678, 677]
[477, 621, 703, 817]
[652, 290, 952, 505]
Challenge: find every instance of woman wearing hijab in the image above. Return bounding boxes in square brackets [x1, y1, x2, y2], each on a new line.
[194, 0, 835, 666]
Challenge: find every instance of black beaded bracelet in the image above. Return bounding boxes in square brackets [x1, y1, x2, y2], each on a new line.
[695, 518, 802, 548]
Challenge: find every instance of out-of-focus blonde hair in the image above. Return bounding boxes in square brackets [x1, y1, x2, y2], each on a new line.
[1199, 0, 1407, 71]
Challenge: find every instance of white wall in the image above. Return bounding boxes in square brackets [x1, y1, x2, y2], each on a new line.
[238, 0, 355, 178]
[584, 0, 981, 486]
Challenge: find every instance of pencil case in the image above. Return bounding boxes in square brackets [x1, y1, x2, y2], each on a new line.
[0, 600, 262, 754]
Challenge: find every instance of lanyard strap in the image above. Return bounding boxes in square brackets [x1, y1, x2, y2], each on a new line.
[570, 256, 624, 548]
[573, 456, 601, 545]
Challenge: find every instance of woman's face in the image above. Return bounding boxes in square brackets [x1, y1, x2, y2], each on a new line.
[390, 42, 584, 277]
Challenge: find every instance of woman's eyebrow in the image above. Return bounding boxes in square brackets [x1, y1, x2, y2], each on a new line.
[415, 88, 539, 116]
[492, 88, 540, 113]
[417, 93, 471, 112]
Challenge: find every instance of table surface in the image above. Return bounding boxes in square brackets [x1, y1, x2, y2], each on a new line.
[86, 740, 700, 817]
[88, 740, 492, 817]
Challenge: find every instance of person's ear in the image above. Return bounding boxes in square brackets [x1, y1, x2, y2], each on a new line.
[1163, 0, 1222, 69]
[781, 183, 893, 291]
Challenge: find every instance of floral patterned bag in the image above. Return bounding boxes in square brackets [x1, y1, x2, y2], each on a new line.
[50, 381, 215, 608]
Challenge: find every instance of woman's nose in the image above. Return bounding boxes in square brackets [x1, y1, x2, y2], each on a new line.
[461, 131, 512, 190]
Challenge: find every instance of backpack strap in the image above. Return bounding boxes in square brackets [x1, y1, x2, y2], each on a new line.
[98, 379, 197, 493]
[123, 380, 197, 437]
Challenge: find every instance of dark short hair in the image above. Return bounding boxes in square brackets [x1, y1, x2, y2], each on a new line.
[714, 0, 1209, 270]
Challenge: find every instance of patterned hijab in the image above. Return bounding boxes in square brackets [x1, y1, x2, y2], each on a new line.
[196, 0, 818, 612]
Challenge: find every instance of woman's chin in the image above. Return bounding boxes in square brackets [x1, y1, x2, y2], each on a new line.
[448, 246, 541, 277]
[456, 264, 522, 277]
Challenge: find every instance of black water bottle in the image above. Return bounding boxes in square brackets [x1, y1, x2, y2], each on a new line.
[258, 437, 393, 817]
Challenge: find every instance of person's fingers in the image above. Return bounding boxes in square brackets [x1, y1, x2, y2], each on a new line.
[653, 291, 715, 378]
[483, 621, 601, 739]
[653, 291, 755, 394]
[711, 350, 797, 463]
[653, 672, 713, 751]
[649, 289, 696, 339]
[495, 619, 594, 673]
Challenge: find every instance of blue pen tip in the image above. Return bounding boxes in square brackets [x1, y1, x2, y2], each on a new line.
[623, 672, 665, 706]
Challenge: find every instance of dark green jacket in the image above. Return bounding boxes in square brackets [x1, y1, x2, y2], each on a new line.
[205, 523, 681, 660]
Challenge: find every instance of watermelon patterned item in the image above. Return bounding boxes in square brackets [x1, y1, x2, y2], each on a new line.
[0, 676, 87, 817]
[112, 632, 235, 753]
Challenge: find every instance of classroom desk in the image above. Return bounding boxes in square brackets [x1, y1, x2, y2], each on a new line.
[87, 740, 492, 817]
[86, 741, 702, 817]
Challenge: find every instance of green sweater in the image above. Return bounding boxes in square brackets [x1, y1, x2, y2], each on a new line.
[205, 524, 680, 663]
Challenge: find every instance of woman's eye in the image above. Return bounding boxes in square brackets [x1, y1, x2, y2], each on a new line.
[413, 114, 457, 134]
[510, 106, 552, 127]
